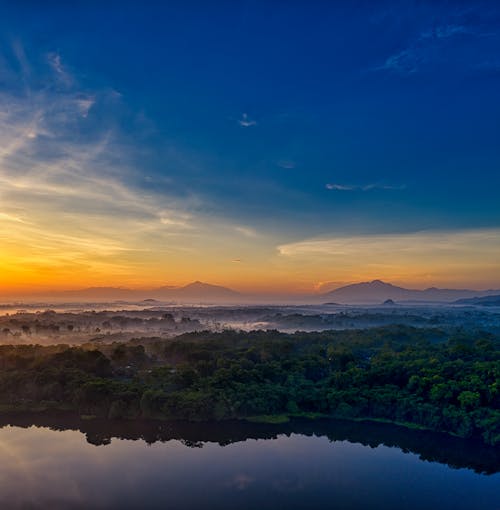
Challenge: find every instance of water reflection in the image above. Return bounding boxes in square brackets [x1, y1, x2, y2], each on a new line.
[0, 416, 499, 510]
[1, 412, 499, 475]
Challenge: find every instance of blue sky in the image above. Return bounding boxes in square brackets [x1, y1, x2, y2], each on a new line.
[0, 1, 499, 292]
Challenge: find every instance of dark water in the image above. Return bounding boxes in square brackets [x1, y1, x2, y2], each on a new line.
[0, 415, 498, 510]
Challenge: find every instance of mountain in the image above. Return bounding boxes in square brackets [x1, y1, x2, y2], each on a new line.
[153, 281, 240, 300]
[453, 295, 500, 306]
[321, 280, 500, 304]
[321, 280, 411, 303]
[27, 282, 240, 303]
[51, 287, 138, 300]
[5, 279, 499, 305]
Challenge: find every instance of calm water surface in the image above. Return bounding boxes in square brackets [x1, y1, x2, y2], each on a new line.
[0, 419, 498, 510]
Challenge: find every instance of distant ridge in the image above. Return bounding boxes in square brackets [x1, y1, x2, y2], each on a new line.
[51, 287, 135, 299]
[153, 281, 240, 299]
[34, 281, 240, 303]
[3, 279, 499, 305]
[453, 295, 500, 306]
[321, 280, 500, 304]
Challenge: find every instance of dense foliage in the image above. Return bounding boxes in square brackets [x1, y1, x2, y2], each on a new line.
[0, 325, 498, 445]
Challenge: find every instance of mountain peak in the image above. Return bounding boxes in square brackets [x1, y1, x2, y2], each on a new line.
[177, 281, 240, 297]
[182, 281, 230, 291]
[322, 279, 499, 304]
[370, 279, 390, 286]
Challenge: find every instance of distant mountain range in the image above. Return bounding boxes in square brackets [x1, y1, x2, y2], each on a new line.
[320, 280, 500, 304]
[453, 295, 500, 306]
[4, 279, 500, 304]
[38, 281, 240, 302]
[159, 281, 240, 299]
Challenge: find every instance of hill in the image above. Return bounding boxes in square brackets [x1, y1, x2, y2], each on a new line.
[27, 282, 240, 303]
[153, 281, 240, 300]
[321, 280, 500, 304]
[453, 295, 500, 306]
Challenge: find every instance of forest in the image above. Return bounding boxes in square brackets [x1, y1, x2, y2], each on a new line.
[0, 325, 498, 446]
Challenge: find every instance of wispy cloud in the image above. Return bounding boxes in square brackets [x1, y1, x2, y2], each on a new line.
[75, 96, 95, 118]
[238, 113, 257, 127]
[375, 49, 422, 74]
[47, 52, 73, 86]
[325, 183, 405, 191]
[0, 212, 28, 224]
[375, 21, 493, 74]
[420, 24, 471, 40]
[158, 210, 193, 229]
[277, 229, 500, 259]
[234, 226, 258, 237]
[277, 160, 296, 169]
[0, 42, 279, 290]
[275, 228, 500, 288]
[11, 39, 31, 82]
[0, 43, 207, 285]
[326, 183, 354, 191]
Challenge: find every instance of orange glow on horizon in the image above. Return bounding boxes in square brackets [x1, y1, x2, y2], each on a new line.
[1, 210, 500, 297]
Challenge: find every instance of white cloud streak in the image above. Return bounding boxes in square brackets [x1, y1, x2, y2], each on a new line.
[375, 22, 490, 74]
[234, 226, 258, 238]
[277, 160, 296, 169]
[47, 52, 73, 86]
[277, 229, 500, 259]
[75, 96, 95, 118]
[420, 24, 470, 40]
[238, 113, 257, 127]
[325, 183, 405, 191]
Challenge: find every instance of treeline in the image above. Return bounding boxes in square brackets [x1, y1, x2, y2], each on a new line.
[0, 325, 498, 445]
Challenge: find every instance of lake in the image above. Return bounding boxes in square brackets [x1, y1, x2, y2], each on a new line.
[0, 415, 498, 509]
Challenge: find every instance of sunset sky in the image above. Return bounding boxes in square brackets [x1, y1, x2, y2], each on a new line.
[1, 2, 499, 295]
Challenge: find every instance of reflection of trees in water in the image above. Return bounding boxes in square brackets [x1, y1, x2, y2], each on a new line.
[1, 412, 499, 475]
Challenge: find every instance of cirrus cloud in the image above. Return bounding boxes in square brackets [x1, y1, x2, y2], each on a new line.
[325, 183, 406, 191]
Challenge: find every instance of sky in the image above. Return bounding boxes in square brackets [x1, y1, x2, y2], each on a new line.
[0, 1, 499, 295]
